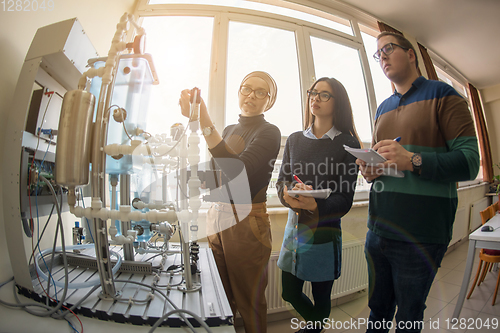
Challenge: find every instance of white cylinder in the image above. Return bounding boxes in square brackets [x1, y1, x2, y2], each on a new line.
[55, 90, 95, 186]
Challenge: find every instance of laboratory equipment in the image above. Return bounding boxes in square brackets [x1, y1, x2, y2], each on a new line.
[3, 14, 232, 331]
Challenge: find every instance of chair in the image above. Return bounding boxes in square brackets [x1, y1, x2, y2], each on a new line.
[493, 201, 499, 213]
[466, 204, 500, 305]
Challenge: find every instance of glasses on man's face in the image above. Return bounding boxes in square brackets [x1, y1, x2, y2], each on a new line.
[239, 85, 270, 99]
[307, 90, 334, 102]
[373, 43, 409, 61]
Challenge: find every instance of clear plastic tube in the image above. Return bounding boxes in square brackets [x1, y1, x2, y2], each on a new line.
[35, 244, 122, 289]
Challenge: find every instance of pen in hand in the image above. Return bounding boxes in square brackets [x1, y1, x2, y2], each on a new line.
[394, 136, 401, 142]
[292, 175, 303, 198]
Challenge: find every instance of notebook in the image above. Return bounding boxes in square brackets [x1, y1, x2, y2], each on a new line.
[343, 145, 404, 178]
[289, 189, 332, 199]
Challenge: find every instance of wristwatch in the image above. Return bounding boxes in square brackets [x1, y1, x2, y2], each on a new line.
[411, 153, 422, 175]
[202, 126, 215, 137]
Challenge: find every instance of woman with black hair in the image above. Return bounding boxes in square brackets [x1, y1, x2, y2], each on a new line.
[276, 77, 360, 333]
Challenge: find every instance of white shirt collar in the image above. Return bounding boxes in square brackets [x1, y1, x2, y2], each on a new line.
[303, 125, 341, 140]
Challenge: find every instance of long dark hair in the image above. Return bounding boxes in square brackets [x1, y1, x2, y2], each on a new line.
[304, 77, 361, 146]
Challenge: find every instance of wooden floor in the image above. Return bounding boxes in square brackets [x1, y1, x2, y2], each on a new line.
[26, 244, 233, 328]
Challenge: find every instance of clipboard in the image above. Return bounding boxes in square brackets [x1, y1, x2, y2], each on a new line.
[343, 145, 405, 178]
[289, 189, 332, 199]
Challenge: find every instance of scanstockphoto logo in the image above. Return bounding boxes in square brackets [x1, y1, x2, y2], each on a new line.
[272, 157, 397, 193]
[275, 158, 360, 178]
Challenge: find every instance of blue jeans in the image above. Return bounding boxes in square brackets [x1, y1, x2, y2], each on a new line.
[364, 230, 448, 333]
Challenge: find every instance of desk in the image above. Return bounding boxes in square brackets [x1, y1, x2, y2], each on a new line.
[453, 214, 500, 318]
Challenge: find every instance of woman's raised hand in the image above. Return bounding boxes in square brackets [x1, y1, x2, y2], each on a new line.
[179, 88, 208, 120]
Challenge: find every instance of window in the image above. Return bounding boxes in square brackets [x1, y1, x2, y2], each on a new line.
[135, 0, 477, 202]
[310, 35, 371, 143]
[360, 25, 394, 113]
[148, 0, 353, 35]
[435, 65, 468, 98]
[225, 21, 302, 136]
[140, 15, 214, 163]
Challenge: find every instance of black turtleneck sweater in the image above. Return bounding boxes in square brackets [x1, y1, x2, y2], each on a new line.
[208, 114, 281, 203]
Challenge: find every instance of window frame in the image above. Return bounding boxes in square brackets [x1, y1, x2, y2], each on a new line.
[134, 1, 377, 134]
[133, 0, 481, 201]
[133, 1, 379, 203]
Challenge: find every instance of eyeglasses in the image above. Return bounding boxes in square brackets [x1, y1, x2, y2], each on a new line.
[307, 90, 334, 102]
[239, 85, 270, 99]
[373, 43, 409, 61]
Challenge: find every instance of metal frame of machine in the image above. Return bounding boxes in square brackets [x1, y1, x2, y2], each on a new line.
[3, 14, 233, 331]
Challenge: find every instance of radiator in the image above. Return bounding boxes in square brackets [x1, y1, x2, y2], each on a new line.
[469, 197, 489, 232]
[266, 240, 368, 314]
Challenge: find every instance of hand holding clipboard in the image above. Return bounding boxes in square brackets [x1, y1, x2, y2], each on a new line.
[344, 144, 405, 178]
[289, 175, 332, 199]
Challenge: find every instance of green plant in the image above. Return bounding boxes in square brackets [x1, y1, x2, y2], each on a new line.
[493, 163, 500, 194]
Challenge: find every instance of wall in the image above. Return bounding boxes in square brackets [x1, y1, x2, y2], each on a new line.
[0, 0, 137, 283]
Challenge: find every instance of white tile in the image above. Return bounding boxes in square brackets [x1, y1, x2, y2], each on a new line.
[329, 306, 352, 321]
[454, 283, 495, 312]
[442, 256, 467, 270]
[337, 294, 370, 319]
[436, 267, 454, 281]
[432, 303, 480, 333]
[480, 295, 500, 317]
[424, 296, 449, 318]
[442, 269, 475, 286]
[445, 249, 469, 263]
[268, 319, 295, 333]
[429, 280, 462, 302]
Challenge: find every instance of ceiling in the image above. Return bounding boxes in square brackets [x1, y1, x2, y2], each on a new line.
[320, 0, 500, 90]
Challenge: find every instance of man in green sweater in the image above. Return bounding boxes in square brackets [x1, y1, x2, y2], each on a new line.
[357, 32, 479, 332]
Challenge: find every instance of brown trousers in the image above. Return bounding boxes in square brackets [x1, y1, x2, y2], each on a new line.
[207, 202, 272, 333]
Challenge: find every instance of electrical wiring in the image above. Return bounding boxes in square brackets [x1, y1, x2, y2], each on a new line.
[26, 184, 66, 321]
[51, 285, 100, 320]
[30, 175, 84, 331]
[44, 181, 60, 303]
[28, 201, 55, 265]
[27, 175, 70, 316]
[149, 308, 213, 333]
[0, 261, 84, 332]
[154, 276, 185, 289]
[5, 280, 84, 333]
[67, 320, 80, 333]
[33, 138, 59, 307]
[4, 87, 217, 332]
[35, 245, 122, 289]
[0, 277, 14, 288]
[113, 279, 210, 333]
[112, 292, 155, 305]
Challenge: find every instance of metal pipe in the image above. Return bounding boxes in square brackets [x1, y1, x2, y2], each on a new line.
[120, 174, 134, 261]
